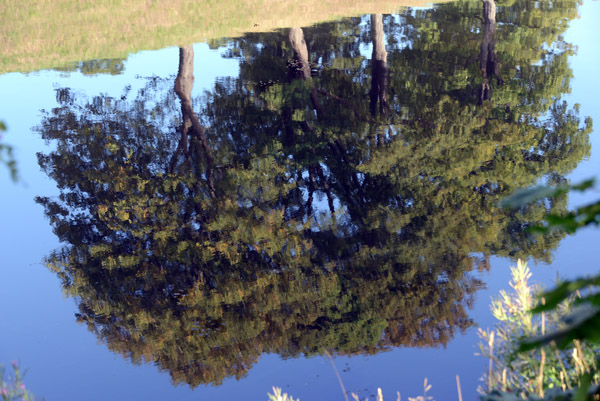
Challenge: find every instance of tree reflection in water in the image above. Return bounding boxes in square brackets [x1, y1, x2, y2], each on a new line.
[35, 0, 591, 387]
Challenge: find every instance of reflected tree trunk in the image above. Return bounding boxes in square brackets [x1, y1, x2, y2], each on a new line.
[175, 46, 195, 109]
[370, 14, 389, 117]
[171, 45, 194, 171]
[287, 27, 336, 215]
[315, 164, 335, 215]
[289, 27, 312, 80]
[288, 27, 323, 115]
[173, 45, 216, 197]
[287, 27, 369, 218]
[479, 0, 503, 105]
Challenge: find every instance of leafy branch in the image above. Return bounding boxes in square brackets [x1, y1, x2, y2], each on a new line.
[498, 179, 600, 400]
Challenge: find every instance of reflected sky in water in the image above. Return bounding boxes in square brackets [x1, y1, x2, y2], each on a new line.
[1, 0, 599, 400]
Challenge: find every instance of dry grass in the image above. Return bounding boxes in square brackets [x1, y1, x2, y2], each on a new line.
[0, 0, 445, 74]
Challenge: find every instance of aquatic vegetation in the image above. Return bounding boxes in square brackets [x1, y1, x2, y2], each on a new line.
[477, 260, 600, 399]
[0, 362, 36, 401]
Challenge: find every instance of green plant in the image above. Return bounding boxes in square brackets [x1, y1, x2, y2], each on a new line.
[501, 179, 600, 353]
[477, 260, 600, 399]
[0, 120, 18, 182]
[0, 362, 36, 401]
[501, 179, 599, 234]
[488, 179, 600, 400]
[268, 387, 300, 401]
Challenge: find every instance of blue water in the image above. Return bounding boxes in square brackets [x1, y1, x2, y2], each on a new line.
[1, 1, 599, 400]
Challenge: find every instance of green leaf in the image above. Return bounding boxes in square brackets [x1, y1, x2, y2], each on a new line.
[531, 277, 600, 313]
[501, 185, 567, 209]
[571, 179, 596, 192]
[501, 179, 596, 209]
[573, 373, 592, 401]
[519, 304, 600, 351]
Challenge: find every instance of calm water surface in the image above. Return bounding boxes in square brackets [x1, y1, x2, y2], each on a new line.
[1, 0, 599, 400]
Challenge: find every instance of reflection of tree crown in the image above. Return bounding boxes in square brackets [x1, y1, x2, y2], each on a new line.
[36, 0, 591, 387]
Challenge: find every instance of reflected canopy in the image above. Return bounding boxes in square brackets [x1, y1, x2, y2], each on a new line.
[35, 0, 591, 387]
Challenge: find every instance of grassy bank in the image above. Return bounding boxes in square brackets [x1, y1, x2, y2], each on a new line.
[1, 0, 442, 74]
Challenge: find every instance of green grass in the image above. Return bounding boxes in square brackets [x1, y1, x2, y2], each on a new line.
[0, 0, 446, 74]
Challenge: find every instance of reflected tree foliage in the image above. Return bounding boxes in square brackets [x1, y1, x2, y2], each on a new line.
[53, 58, 126, 76]
[0, 119, 18, 181]
[35, 0, 591, 387]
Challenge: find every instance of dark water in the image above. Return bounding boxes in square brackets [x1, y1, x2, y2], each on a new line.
[1, 0, 599, 400]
